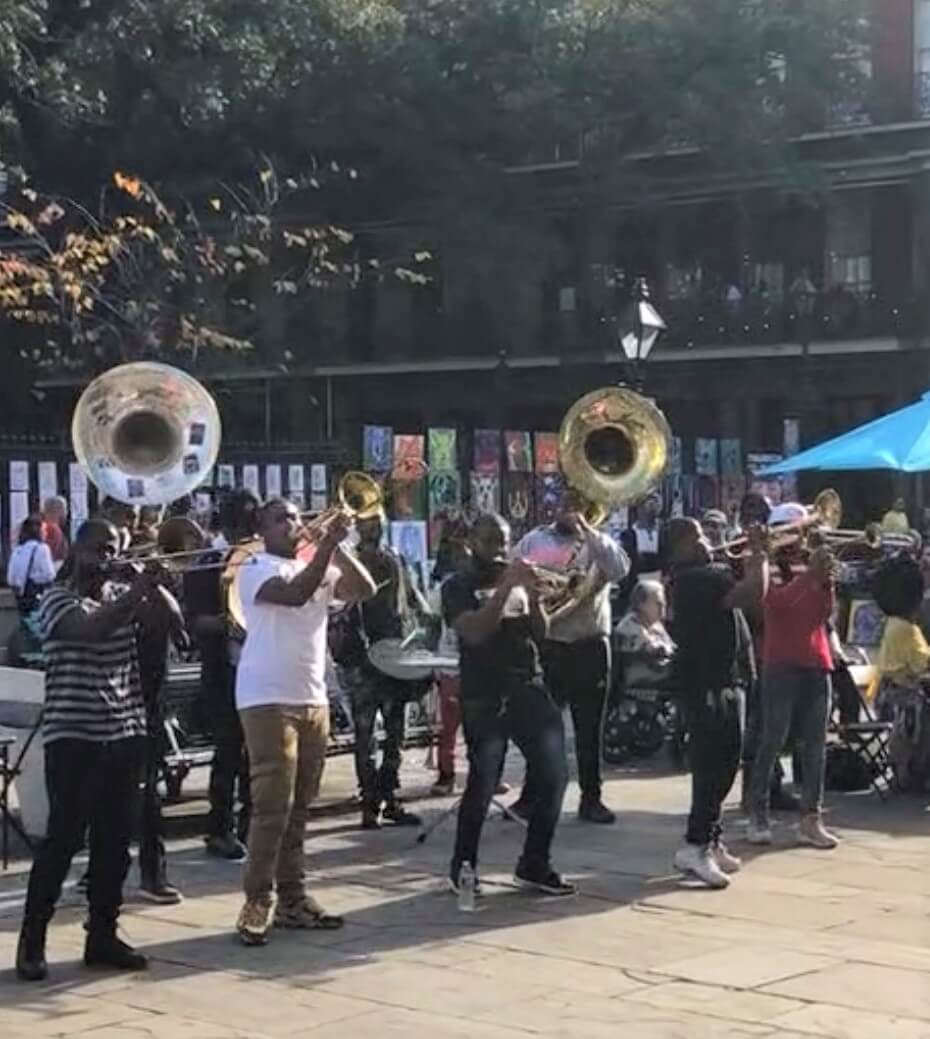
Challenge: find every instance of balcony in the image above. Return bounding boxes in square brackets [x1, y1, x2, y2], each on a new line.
[657, 288, 915, 352]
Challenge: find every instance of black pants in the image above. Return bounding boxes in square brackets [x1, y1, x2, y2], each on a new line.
[139, 703, 168, 887]
[540, 636, 610, 802]
[454, 684, 567, 873]
[349, 667, 408, 810]
[204, 655, 250, 840]
[684, 687, 744, 846]
[24, 737, 144, 932]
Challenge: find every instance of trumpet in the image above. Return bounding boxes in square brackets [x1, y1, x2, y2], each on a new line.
[295, 471, 384, 542]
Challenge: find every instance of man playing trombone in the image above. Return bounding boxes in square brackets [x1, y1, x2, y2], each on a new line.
[233, 498, 376, 946]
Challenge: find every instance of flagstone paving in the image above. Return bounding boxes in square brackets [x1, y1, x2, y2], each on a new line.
[0, 749, 927, 1038]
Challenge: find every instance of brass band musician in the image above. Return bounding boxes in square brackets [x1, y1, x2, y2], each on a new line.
[512, 488, 629, 824]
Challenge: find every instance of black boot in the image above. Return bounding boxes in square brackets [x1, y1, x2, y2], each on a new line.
[84, 927, 147, 972]
[16, 918, 48, 982]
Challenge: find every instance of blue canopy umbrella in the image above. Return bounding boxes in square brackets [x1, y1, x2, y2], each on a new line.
[760, 392, 930, 475]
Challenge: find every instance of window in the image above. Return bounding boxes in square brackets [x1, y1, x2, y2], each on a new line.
[750, 261, 784, 298]
[826, 194, 872, 295]
[664, 262, 703, 301]
[917, 0, 930, 116]
[828, 45, 871, 128]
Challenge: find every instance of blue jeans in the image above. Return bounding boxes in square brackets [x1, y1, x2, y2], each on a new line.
[749, 664, 831, 824]
[453, 682, 567, 874]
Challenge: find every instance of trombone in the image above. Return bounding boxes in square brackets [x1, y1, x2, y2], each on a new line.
[712, 489, 843, 560]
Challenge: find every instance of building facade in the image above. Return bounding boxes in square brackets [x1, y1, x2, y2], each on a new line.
[19, 0, 930, 529]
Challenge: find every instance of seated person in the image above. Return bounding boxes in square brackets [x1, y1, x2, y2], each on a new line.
[615, 579, 675, 690]
[874, 556, 930, 716]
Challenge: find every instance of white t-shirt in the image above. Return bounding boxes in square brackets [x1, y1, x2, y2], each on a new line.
[235, 552, 340, 710]
[7, 539, 57, 592]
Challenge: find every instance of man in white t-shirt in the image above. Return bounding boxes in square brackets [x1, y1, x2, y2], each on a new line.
[234, 499, 376, 947]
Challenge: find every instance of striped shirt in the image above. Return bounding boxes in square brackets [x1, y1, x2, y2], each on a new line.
[36, 584, 146, 744]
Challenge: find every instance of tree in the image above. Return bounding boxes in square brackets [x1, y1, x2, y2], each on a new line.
[0, 164, 429, 369]
[0, 1, 867, 372]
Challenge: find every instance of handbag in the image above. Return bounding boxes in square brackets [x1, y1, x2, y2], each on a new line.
[16, 544, 43, 616]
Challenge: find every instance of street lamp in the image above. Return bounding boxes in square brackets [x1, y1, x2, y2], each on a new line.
[789, 272, 820, 447]
[619, 277, 666, 388]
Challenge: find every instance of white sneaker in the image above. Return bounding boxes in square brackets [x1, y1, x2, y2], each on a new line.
[746, 819, 773, 845]
[798, 814, 839, 850]
[674, 844, 730, 889]
[713, 841, 742, 874]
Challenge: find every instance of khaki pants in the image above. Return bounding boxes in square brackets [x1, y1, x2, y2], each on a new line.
[239, 704, 330, 903]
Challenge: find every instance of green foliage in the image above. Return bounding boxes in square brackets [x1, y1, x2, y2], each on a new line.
[0, 0, 867, 367]
[0, 165, 430, 367]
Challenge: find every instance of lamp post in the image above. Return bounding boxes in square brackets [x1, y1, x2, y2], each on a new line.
[790, 273, 820, 447]
[619, 277, 666, 390]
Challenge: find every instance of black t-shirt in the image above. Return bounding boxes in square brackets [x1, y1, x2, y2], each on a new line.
[356, 546, 404, 642]
[442, 562, 542, 707]
[182, 552, 224, 622]
[669, 563, 754, 693]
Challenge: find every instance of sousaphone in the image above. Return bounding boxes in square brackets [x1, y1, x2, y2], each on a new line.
[540, 386, 672, 618]
[72, 362, 221, 506]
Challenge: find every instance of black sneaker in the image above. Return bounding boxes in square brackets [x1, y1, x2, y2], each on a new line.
[16, 920, 48, 982]
[361, 807, 381, 830]
[138, 881, 183, 905]
[578, 799, 616, 825]
[514, 863, 576, 897]
[84, 933, 148, 972]
[205, 833, 247, 860]
[382, 802, 421, 827]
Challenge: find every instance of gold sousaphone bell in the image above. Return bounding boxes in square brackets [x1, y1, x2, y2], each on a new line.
[534, 386, 672, 616]
[559, 386, 672, 524]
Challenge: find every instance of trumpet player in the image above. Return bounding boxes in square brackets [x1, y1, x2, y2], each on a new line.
[513, 489, 629, 824]
[233, 499, 376, 947]
[666, 518, 766, 889]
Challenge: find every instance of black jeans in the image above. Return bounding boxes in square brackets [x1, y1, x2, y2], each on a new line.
[139, 702, 168, 887]
[454, 683, 567, 873]
[348, 667, 408, 810]
[204, 653, 250, 840]
[24, 737, 144, 932]
[684, 687, 744, 846]
[541, 636, 611, 802]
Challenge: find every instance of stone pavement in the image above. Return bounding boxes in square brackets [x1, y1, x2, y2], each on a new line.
[0, 747, 928, 1039]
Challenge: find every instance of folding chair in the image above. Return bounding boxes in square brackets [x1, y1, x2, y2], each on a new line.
[0, 719, 40, 868]
[833, 680, 895, 800]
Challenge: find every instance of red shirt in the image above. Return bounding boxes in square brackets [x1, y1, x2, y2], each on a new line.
[41, 521, 67, 563]
[762, 572, 834, 671]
